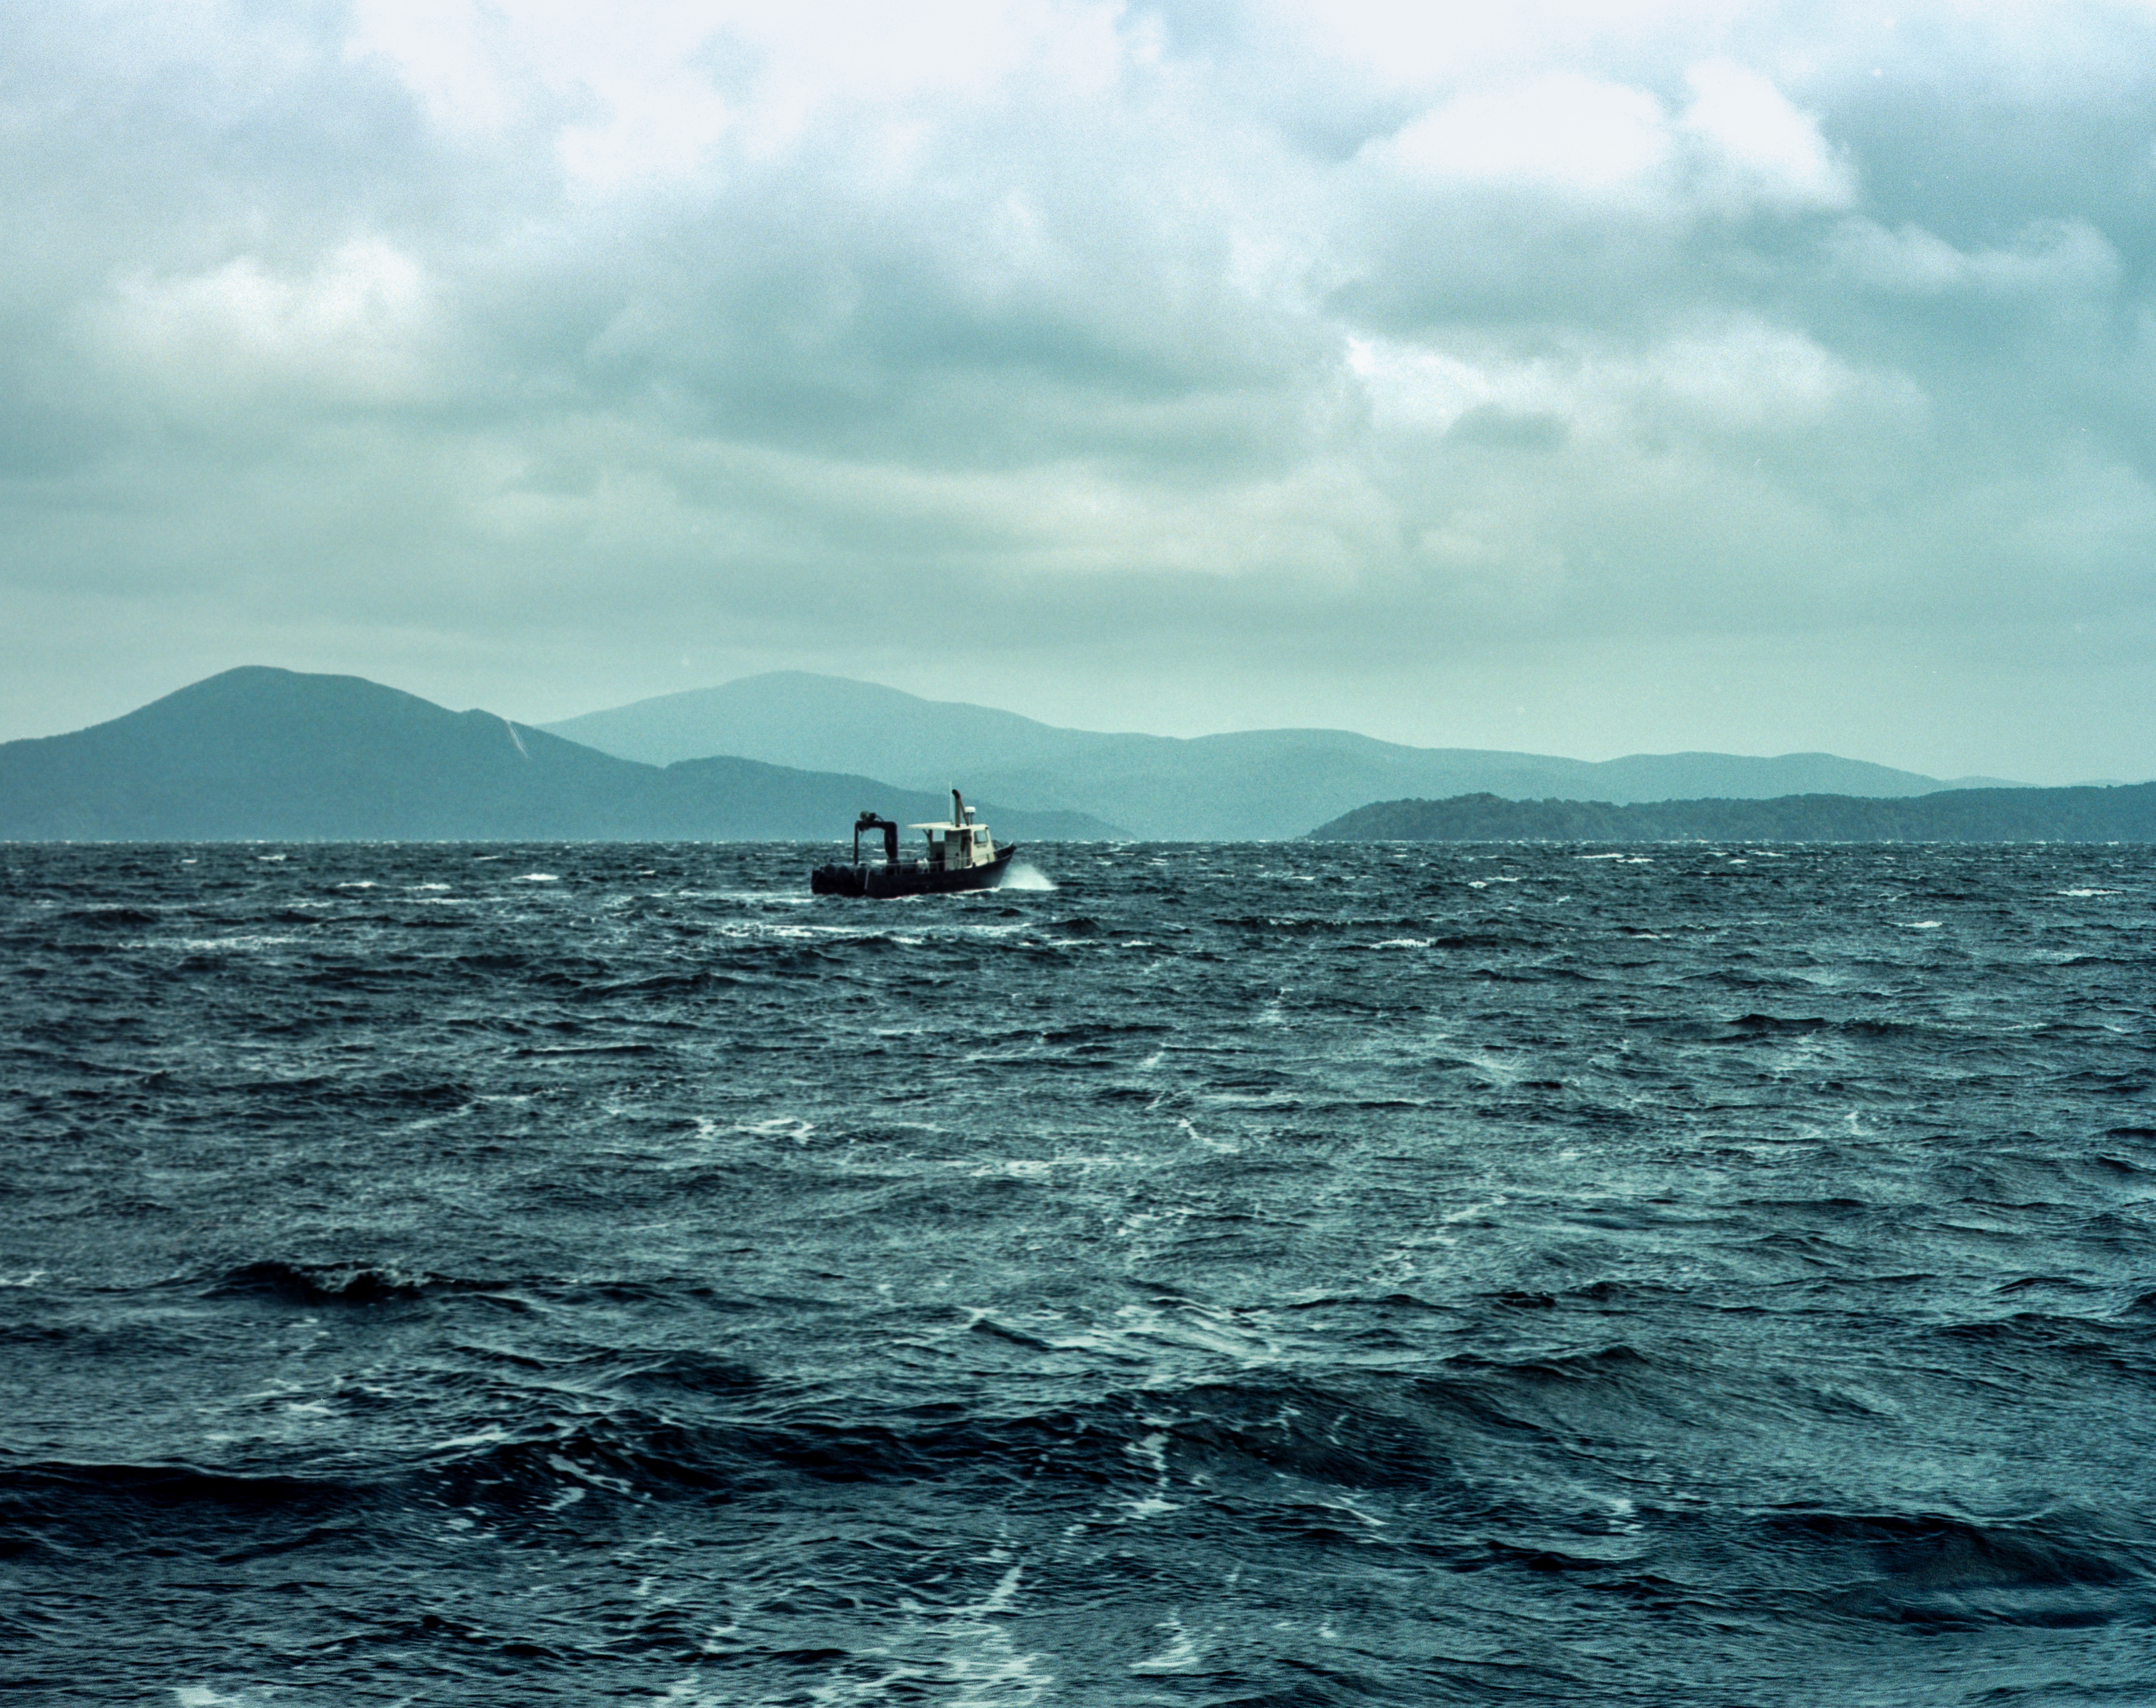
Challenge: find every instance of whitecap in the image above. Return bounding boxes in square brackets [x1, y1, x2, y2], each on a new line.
[965, 1159, 1059, 1179]
[1126, 1431, 1170, 1477]
[1130, 1617, 1203, 1675]
[965, 1564, 1025, 1618]
[737, 1116, 816, 1144]
[545, 1450, 633, 1494]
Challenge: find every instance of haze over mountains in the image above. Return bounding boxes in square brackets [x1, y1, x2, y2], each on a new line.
[0, 669, 1116, 843]
[546, 673, 2023, 843]
[7, 666, 2142, 847]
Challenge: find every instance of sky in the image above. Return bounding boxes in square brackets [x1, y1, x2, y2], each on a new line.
[3, 0, 2153, 782]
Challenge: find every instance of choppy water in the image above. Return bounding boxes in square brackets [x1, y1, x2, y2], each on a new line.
[3, 841, 2153, 1706]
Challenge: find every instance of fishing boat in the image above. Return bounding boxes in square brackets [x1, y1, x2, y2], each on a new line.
[810, 790, 1016, 897]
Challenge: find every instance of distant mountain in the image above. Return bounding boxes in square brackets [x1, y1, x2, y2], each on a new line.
[0, 668, 1121, 843]
[547, 673, 1097, 776]
[1305, 787, 2156, 843]
[543, 673, 2026, 841]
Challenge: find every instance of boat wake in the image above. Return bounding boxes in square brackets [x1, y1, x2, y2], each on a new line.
[1000, 861, 1056, 891]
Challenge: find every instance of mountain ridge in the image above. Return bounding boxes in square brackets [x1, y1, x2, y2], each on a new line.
[1305, 788, 2156, 843]
[10, 667, 2130, 847]
[0, 667, 1121, 843]
[542, 671, 2030, 841]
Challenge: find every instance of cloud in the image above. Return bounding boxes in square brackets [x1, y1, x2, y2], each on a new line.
[1359, 58, 1850, 220]
[84, 241, 438, 406]
[0, 0, 2151, 782]
[1828, 215, 2121, 300]
[1678, 59, 1854, 213]
[1365, 74, 1677, 204]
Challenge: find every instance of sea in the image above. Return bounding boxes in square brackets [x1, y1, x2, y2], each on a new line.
[3, 840, 2152, 1706]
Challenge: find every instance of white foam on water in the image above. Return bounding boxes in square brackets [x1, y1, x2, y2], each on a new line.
[800, 1665, 940, 1706]
[1130, 1617, 1203, 1674]
[1194, 1125, 1243, 1155]
[942, 1642, 1053, 1708]
[2059, 888, 2119, 897]
[514, 873, 560, 884]
[546, 1450, 633, 1494]
[998, 862, 1056, 891]
[1444, 1194, 1511, 1223]
[738, 1116, 816, 1143]
[430, 1424, 511, 1451]
[1126, 1432, 1170, 1477]
[855, 1561, 1049, 1708]
[962, 1158, 1086, 1179]
[965, 1563, 1025, 1617]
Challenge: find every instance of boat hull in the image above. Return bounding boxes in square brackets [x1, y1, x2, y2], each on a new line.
[810, 844, 1017, 898]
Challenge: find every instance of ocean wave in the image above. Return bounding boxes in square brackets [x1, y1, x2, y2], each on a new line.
[1771, 1507, 2155, 1629]
[7, 840, 2154, 1701]
[206, 1261, 506, 1307]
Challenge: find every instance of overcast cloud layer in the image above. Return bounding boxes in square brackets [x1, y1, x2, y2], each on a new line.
[4, 0, 2153, 780]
